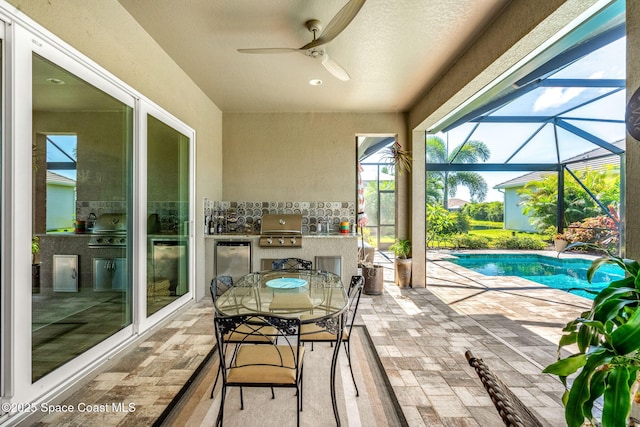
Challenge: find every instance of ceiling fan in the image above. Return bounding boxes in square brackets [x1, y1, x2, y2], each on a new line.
[237, 0, 366, 81]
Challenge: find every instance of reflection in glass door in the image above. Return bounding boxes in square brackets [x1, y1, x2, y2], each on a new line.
[31, 54, 133, 382]
[146, 114, 190, 316]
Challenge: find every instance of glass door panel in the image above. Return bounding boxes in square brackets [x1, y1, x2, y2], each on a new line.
[146, 114, 190, 316]
[31, 53, 133, 382]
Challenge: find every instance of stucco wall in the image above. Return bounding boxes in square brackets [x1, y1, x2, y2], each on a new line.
[7, 0, 223, 299]
[626, 0, 640, 260]
[222, 112, 410, 236]
[504, 189, 536, 232]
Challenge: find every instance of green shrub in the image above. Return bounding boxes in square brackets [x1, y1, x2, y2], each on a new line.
[493, 235, 547, 250]
[452, 212, 470, 233]
[451, 234, 490, 249]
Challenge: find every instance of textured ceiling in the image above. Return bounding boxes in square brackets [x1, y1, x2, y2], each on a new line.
[117, 0, 510, 113]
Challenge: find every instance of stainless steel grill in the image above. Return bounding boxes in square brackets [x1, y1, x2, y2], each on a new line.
[259, 214, 302, 248]
[88, 213, 127, 247]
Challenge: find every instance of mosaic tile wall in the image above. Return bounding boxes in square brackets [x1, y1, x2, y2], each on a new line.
[77, 201, 187, 233]
[204, 200, 356, 234]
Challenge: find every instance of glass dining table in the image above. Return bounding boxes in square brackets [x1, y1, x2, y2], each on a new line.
[214, 269, 349, 426]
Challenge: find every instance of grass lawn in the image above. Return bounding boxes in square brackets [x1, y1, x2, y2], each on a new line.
[469, 221, 545, 240]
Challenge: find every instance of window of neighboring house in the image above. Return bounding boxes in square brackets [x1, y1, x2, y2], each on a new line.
[44, 135, 77, 233]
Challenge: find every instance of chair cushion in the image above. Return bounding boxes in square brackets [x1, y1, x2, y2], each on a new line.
[228, 345, 304, 385]
[300, 323, 348, 341]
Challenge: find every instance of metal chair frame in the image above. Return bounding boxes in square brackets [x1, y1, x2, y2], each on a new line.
[271, 257, 313, 270]
[300, 275, 364, 396]
[214, 314, 305, 427]
[210, 276, 275, 399]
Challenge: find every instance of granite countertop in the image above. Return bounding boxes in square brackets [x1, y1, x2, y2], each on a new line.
[206, 233, 359, 238]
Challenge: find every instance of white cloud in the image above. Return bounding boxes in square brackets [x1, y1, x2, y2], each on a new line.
[533, 86, 585, 112]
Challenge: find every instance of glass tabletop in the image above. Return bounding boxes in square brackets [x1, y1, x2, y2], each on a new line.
[214, 270, 348, 322]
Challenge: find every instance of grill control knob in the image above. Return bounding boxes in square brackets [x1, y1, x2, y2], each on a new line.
[290, 237, 297, 245]
[278, 237, 285, 245]
[266, 237, 273, 245]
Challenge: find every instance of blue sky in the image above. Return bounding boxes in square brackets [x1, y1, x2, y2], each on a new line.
[432, 36, 625, 202]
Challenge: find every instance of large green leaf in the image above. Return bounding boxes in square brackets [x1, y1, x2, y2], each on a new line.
[593, 279, 635, 307]
[611, 323, 640, 355]
[582, 369, 606, 420]
[594, 298, 637, 324]
[563, 350, 612, 427]
[558, 331, 578, 349]
[543, 354, 586, 376]
[601, 366, 631, 427]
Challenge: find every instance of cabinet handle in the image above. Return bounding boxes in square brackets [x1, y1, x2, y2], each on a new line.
[71, 268, 77, 279]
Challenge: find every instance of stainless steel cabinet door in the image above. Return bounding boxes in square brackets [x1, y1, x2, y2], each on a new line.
[53, 254, 78, 292]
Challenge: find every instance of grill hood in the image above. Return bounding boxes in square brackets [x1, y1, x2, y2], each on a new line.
[260, 214, 302, 248]
[260, 214, 302, 235]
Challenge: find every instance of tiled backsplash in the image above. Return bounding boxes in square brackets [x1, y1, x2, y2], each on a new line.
[75, 199, 355, 235]
[77, 201, 187, 233]
[205, 200, 356, 234]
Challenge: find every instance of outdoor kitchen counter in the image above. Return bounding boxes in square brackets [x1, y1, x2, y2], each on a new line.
[204, 234, 358, 287]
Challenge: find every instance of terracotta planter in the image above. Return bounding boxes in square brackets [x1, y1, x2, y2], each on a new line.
[554, 239, 568, 252]
[362, 265, 384, 295]
[395, 258, 412, 288]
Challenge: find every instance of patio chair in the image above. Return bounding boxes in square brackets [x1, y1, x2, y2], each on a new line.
[211, 275, 234, 303]
[214, 314, 305, 427]
[299, 275, 364, 396]
[465, 350, 543, 427]
[210, 277, 275, 398]
[271, 257, 312, 270]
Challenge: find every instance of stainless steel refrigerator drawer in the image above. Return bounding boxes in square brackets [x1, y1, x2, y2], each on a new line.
[215, 241, 251, 283]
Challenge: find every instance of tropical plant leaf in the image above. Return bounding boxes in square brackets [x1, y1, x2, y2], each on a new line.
[543, 354, 586, 376]
[594, 298, 637, 324]
[563, 350, 612, 427]
[593, 278, 635, 307]
[610, 309, 640, 354]
[601, 366, 631, 427]
[582, 369, 606, 420]
[558, 331, 578, 349]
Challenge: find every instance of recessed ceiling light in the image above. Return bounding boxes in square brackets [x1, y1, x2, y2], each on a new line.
[309, 79, 323, 86]
[46, 78, 65, 85]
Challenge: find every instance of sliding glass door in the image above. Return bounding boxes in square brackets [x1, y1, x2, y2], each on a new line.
[31, 53, 134, 381]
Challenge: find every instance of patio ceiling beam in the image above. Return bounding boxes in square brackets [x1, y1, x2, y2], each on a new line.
[426, 163, 559, 172]
[555, 119, 625, 154]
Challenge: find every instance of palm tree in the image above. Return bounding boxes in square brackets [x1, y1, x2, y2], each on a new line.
[426, 135, 490, 209]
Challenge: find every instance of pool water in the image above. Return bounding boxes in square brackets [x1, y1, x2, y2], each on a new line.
[448, 253, 625, 299]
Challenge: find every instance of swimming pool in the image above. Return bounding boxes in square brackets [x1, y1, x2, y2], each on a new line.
[447, 253, 625, 299]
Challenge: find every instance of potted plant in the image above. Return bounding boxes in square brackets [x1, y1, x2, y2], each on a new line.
[554, 232, 569, 252]
[382, 141, 412, 175]
[543, 244, 640, 427]
[389, 239, 411, 288]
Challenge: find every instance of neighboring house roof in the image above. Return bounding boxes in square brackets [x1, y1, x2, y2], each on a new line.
[46, 171, 76, 187]
[494, 139, 625, 189]
[447, 198, 469, 210]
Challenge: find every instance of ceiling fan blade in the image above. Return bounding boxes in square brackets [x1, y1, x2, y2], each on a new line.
[237, 48, 301, 54]
[321, 53, 350, 81]
[302, 0, 366, 50]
